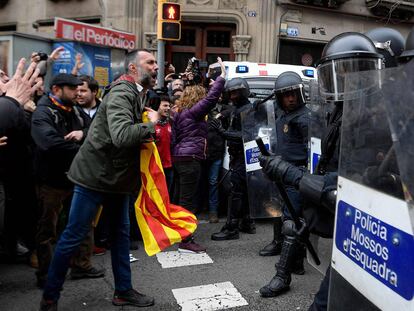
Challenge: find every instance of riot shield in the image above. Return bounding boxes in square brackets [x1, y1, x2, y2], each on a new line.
[329, 67, 414, 311]
[240, 100, 283, 218]
[308, 79, 329, 174]
[306, 79, 335, 274]
[382, 61, 414, 220]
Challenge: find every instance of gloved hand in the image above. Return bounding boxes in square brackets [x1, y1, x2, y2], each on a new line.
[258, 155, 292, 182]
[209, 117, 225, 133]
[363, 166, 395, 187]
[362, 166, 402, 195]
[282, 218, 309, 241]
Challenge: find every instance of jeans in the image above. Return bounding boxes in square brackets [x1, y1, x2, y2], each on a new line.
[208, 159, 222, 214]
[43, 185, 131, 302]
[36, 185, 93, 279]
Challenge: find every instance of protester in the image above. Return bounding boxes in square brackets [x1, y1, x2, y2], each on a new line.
[31, 73, 104, 288]
[39, 49, 159, 310]
[0, 59, 42, 263]
[171, 57, 226, 253]
[76, 75, 101, 123]
[155, 95, 173, 195]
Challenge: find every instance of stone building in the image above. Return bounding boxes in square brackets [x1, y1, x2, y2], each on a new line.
[0, 0, 413, 71]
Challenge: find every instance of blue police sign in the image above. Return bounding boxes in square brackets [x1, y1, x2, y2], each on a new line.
[335, 200, 414, 300]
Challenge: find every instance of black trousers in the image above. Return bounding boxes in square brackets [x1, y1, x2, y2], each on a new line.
[173, 159, 202, 213]
[229, 155, 250, 220]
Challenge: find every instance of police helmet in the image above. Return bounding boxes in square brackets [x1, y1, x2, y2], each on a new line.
[365, 27, 405, 68]
[399, 26, 414, 64]
[225, 77, 250, 99]
[316, 32, 383, 102]
[274, 71, 305, 108]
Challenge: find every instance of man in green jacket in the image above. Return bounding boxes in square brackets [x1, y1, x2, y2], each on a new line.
[40, 49, 160, 311]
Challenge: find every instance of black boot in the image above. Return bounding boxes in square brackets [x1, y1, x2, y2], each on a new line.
[239, 217, 256, 234]
[292, 242, 306, 275]
[259, 217, 283, 256]
[211, 220, 239, 241]
[260, 236, 296, 297]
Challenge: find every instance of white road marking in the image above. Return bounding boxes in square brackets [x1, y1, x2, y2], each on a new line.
[172, 281, 248, 311]
[156, 251, 213, 268]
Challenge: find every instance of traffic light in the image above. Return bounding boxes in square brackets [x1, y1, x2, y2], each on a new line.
[157, 2, 181, 41]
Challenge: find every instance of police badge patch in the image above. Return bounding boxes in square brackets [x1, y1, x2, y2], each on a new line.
[283, 124, 289, 133]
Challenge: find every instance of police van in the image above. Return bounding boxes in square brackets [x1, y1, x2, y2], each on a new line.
[221, 61, 316, 100]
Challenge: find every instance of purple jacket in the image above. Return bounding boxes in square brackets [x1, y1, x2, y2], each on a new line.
[172, 76, 225, 161]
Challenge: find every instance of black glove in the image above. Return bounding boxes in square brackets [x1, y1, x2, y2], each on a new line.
[282, 218, 309, 241]
[209, 117, 225, 133]
[362, 166, 402, 195]
[258, 155, 291, 182]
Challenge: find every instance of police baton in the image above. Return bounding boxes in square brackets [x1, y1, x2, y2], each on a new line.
[252, 92, 275, 111]
[255, 137, 321, 265]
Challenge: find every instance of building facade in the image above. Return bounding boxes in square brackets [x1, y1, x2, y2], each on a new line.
[0, 0, 413, 71]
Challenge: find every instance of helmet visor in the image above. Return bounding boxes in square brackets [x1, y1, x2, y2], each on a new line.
[317, 58, 383, 102]
[275, 84, 305, 106]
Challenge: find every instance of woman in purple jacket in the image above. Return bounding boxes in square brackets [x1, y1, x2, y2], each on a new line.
[172, 57, 226, 253]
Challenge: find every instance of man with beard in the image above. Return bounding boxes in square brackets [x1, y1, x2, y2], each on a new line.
[31, 73, 105, 288]
[76, 75, 101, 123]
[39, 49, 159, 311]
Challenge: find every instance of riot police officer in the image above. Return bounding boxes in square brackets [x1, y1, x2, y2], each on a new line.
[259, 72, 309, 269]
[365, 27, 405, 68]
[259, 32, 384, 310]
[211, 78, 256, 240]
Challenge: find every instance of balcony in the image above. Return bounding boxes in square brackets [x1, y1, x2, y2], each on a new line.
[292, 0, 350, 9]
[366, 0, 414, 20]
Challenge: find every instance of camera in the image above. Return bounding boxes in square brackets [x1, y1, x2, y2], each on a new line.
[37, 52, 48, 61]
[207, 62, 222, 81]
[187, 57, 203, 85]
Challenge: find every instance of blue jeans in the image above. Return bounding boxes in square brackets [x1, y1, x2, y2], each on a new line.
[208, 159, 222, 214]
[43, 185, 132, 301]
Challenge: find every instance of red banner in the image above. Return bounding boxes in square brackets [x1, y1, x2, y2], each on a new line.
[55, 17, 136, 50]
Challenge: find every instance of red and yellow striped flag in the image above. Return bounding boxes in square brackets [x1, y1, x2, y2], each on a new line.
[135, 120, 197, 256]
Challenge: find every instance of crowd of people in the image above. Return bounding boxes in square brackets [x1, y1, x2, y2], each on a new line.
[0, 46, 236, 310]
[0, 24, 412, 311]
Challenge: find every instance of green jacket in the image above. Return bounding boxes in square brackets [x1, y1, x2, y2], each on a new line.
[68, 80, 154, 194]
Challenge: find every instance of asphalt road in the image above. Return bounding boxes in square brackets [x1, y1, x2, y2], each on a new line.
[0, 219, 330, 311]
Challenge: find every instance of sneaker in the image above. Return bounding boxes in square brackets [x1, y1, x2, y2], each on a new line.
[39, 298, 57, 311]
[70, 266, 105, 280]
[93, 246, 106, 256]
[178, 240, 206, 253]
[112, 289, 154, 307]
[16, 242, 29, 256]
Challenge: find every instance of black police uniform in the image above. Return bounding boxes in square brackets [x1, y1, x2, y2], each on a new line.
[275, 105, 309, 218]
[211, 96, 255, 240]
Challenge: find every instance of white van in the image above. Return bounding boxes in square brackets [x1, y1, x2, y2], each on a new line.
[221, 61, 317, 99]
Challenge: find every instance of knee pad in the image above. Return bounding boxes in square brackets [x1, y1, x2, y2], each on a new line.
[282, 219, 296, 238]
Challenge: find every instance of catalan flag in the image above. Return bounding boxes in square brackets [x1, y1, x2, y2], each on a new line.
[135, 116, 198, 256]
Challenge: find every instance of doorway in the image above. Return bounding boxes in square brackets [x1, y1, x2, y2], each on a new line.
[166, 22, 236, 73]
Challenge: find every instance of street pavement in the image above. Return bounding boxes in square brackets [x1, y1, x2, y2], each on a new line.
[0, 219, 330, 311]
